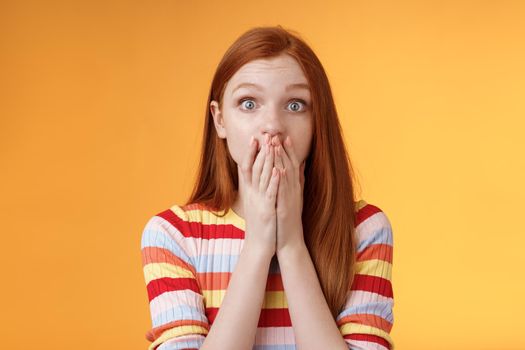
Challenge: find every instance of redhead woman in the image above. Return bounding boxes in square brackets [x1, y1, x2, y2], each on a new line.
[141, 25, 395, 350]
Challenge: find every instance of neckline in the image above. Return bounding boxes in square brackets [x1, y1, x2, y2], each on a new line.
[226, 206, 245, 222]
[220, 205, 245, 230]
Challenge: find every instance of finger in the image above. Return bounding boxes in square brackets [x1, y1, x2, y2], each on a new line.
[283, 136, 300, 169]
[273, 144, 289, 188]
[240, 136, 259, 184]
[252, 140, 267, 186]
[266, 166, 280, 201]
[271, 136, 284, 169]
[260, 144, 275, 192]
[276, 144, 292, 179]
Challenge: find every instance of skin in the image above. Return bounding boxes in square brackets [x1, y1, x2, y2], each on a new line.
[210, 52, 312, 253]
[206, 53, 348, 350]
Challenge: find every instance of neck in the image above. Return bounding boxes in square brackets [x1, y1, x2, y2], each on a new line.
[231, 190, 245, 219]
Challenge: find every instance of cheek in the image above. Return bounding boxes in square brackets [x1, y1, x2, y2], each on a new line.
[221, 119, 251, 164]
[291, 128, 313, 162]
[224, 136, 248, 165]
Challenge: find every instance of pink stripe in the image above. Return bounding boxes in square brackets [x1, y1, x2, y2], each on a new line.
[345, 339, 390, 350]
[254, 326, 296, 345]
[189, 237, 244, 258]
[150, 290, 204, 319]
[344, 290, 393, 309]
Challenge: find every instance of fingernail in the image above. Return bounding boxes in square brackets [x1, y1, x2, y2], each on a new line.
[250, 136, 255, 146]
[285, 136, 291, 146]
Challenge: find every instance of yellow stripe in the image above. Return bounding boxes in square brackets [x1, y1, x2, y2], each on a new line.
[339, 323, 394, 349]
[354, 259, 392, 280]
[148, 325, 208, 350]
[169, 205, 189, 221]
[169, 205, 246, 231]
[201, 289, 226, 308]
[262, 291, 289, 308]
[202, 290, 288, 308]
[143, 263, 195, 284]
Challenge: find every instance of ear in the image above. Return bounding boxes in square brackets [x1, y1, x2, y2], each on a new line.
[210, 100, 227, 139]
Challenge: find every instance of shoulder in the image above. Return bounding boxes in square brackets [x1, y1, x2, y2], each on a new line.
[353, 199, 394, 252]
[141, 202, 221, 239]
[140, 202, 219, 261]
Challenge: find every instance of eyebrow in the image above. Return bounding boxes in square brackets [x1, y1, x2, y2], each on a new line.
[232, 82, 310, 94]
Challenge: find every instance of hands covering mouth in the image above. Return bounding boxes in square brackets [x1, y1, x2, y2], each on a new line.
[257, 135, 282, 152]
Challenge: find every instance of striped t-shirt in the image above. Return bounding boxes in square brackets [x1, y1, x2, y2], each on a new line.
[141, 199, 394, 350]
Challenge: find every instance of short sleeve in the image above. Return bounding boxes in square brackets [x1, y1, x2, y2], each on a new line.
[336, 205, 395, 350]
[141, 213, 210, 350]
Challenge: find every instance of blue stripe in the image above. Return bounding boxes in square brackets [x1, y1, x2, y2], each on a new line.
[194, 254, 283, 274]
[157, 337, 205, 350]
[357, 223, 393, 253]
[336, 301, 394, 323]
[141, 217, 194, 266]
[152, 304, 209, 328]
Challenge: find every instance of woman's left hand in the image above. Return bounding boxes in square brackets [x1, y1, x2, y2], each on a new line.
[272, 135, 306, 255]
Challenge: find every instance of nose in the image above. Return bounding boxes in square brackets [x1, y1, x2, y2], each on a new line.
[260, 110, 285, 146]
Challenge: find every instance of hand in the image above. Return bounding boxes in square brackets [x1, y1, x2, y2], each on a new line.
[237, 134, 281, 256]
[271, 135, 306, 255]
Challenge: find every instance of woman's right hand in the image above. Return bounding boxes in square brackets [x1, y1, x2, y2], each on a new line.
[237, 134, 280, 256]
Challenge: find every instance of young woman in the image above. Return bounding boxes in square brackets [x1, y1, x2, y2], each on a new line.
[141, 25, 395, 350]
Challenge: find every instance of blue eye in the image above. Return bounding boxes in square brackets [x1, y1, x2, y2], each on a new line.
[288, 100, 307, 112]
[237, 97, 308, 112]
[239, 98, 256, 110]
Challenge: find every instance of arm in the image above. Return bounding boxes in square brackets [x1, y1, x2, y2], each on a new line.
[141, 215, 210, 350]
[336, 208, 395, 350]
[276, 206, 395, 350]
[142, 213, 275, 350]
[277, 240, 349, 350]
[200, 242, 273, 350]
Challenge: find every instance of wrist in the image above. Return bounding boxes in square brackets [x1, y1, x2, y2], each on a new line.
[242, 240, 275, 262]
[276, 240, 307, 261]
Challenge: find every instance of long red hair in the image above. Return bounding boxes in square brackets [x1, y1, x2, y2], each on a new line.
[187, 25, 361, 320]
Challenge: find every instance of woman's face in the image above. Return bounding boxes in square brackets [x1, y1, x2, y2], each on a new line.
[210, 53, 313, 166]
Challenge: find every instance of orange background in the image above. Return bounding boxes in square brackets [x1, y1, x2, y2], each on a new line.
[1, 1, 524, 349]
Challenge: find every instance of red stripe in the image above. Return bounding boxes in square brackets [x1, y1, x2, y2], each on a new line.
[350, 274, 393, 298]
[344, 333, 391, 349]
[258, 308, 292, 327]
[206, 307, 292, 327]
[157, 209, 246, 240]
[205, 307, 219, 323]
[147, 277, 201, 302]
[355, 203, 382, 227]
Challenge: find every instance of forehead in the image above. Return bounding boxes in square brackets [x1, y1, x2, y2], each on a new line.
[227, 54, 309, 90]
